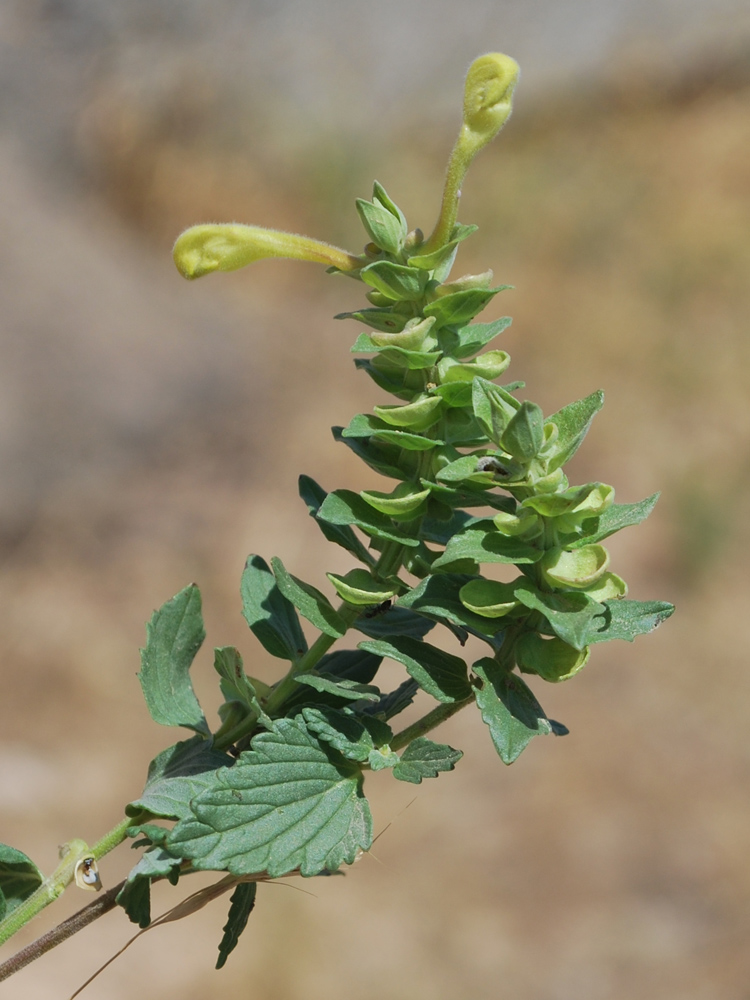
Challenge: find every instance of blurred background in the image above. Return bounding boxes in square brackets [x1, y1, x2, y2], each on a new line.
[1, 1, 749, 998]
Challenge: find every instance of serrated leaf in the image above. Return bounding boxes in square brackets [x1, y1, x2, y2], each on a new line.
[583, 599, 675, 645]
[317, 491, 420, 547]
[546, 390, 604, 472]
[397, 574, 506, 642]
[127, 736, 233, 820]
[167, 718, 373, 878]
[358, 636, 471, 703]
[301, 707, 393, 762]
[513, 583, 604, 651]
[335, 308, 408, 333]
[568, 493, 660, 548]
[472, 658, 556, 764]
[392, 737, 463, 784]
[332, 425, 409, 481]
[0, 845, 43, 921]
[138, 585, 209, 735]
[341, 413, 444, 451]
[299, 475, 374, 566]
[216, 882, 257, 969]
[271, 557, 347, 638]
[361, 261, 429, 301]
[354, 605, 436, 640]
[424, 287, 509, 328]
[432, 524, 543, 571]
[294, 674, 381, 703]
[241, 555, 308, 662]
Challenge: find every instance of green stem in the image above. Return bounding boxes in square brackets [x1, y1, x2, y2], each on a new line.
[391, 695, 474, 752]
[0, 814, 145, 948]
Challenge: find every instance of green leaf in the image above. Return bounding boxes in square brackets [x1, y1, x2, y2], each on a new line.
[568, 493, 660, 548]
[546, 390, 604, 472]
[117, 873, 153, 928]
[397, 574, 506, 641]
[424, 287, 509, 328]
[216, 882, 257, 969]
[362, 678, 419, 720]
[583, 599, 675, 645]
[501, 401, 545, 461]
[318, 649, 382, 684]
[350, 333, 442, 370]
[513, 583, 604, 651]
[432, 524, 543, 571]
[450, 317, 513, 359]
[241, 555, 308, 662]
[0, 846, 43, 921]
[335, 309, 407, 333]
[358, 637, 471, 703]
[372, 182, 408, 229]
[356, 199, 405, 255]
[354, 358, 412, 400]
[392, 738, 463, 784]
[138, 584, 209, 735]
[354, 605, 435, 641]
[127, 737, 232, 820]
[332, 425, 409, 481]
[167, 718, 373, 878]
[299, 475, 374, 566]
[341, 413, 444, 451]
[361, 261, 429, 301]
[473, 658, 556, 764]
[301, 707, 393, 763]
[270, 557, 347, 638]
[294, 674, 381, 703]
[214, 646, 272, 728]
[423, 481, 516, 513]
[471, 377, 520, 444]
[317, 491, 420, 547]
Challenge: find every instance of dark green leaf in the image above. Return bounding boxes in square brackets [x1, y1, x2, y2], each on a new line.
[167, 718, 373, 878]
[420, 510, 474, 545]
[361, 261, 429, 301]
[301, 707, 393, 763]
[513, 583, 604, 651]
[294, 674, 381, 703]
[216, 882, 257, 969]
[424, 287, 510, 328]
[241, 556, 308, 662]
[353, 358, 412, 400]
[392, 738, 463, 784]
[568, 493, 661, 548]
[472, 658, 556, 764]
[127, 737, 233, 820]
[361, 678, 419, 720]
[332, 425, 409, 480]
[341, 413, 444, 451]
[116, 874, 153, 928]
[423, 480, 516, 513]
[450, 317, 513, 359]
[299, 475, 374, 566]
[271, 557, 347, 638]
[335, 309, 407, 333]
[318, 649, 382, 684]
[397, 574, 506, 641]
[138, 585, 209, 735]
[501, 401, 545, 461]
[354, 605, 436, 640]
[432, 524, 542, 570]
[358, 636, 471, 703]
[471, 377, 520, 444]
[546, 390, 604, 472]
[350, 333, 442, 370]
[0, 845, 43, 921]
[317, 491, 420, 547]
[583, 599, 675, 645]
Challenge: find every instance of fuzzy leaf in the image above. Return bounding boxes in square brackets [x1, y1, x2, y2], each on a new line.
[356, 199, 405, 255]
[358, 636, 472, 703]
[332, 425, 408, 480]
[514, 583, 605, 651]
[299, 475, 374, 566]
[127, 737, 233, 820]
[317, 491, 420, 547]
[354, 605, 436, 641]
[473, 658, 557, 764]
[342, 413, 444, 451]
[0, 846, 43, 921]
[546, 390, 604, 472]
[294, 674, 381, 703]
[241, 555, 308, 662]
[167, 718, 373, 878]
[335, 308, 407, 333]
[361, 261, 429, 301]
[301, 707, 393, 763]
[138, 585, 209, 735]
[450, 317, 513, 359]
[271, 557, 347, 638]
[584, 599, 675, 644]
[397, 574, 506, 641]
[424, 287, 509, 328]
[432, 524, 542, 571]
[117, 875, 153, 928]
[318, 649, 383, 684]
[216, 882, 257, 969]
[568, 493, 660, 548]
[362, 678, 420, 720]
[392, 738, 463, 784]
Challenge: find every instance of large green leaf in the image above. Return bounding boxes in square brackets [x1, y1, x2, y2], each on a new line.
[513, 583, 604, 651]
[432, 524, 542, 571]
[583, 599, 675, 645]
[298, 475, 374, 566]
[472, 658, 558, 764]
[271, 557, 347, 638]
[0, 845, 43, 921]
[545, 390, 604, 472]
[317, 649, 382, 684]
[317, 491, 420, 547]
[567, 493, 660, 548]
[301, 707, 393, 764]
[358, 636, 472, 703]
[138, 584, 209, 735]
[216, 882, 257, 970]
[241, 555, 308, 662]
[167, 718, 372, 878]
[354, 604, 435, 641]
[392, 738, 463, 784]
[127, 737, 233, 820]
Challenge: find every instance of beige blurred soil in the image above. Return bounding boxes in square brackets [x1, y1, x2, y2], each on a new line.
[1, 52, 750, 1000]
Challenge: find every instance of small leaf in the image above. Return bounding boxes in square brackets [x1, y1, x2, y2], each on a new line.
[361, 261, 429, 301]
[354, 605, 436, 641]
[332, 426, 409, 481]
[397, 574, 506, 641]
[583, 599, 675, 645]
[374, 396, 443, 433]
[116, 874, 153, 928]
[515, 633, 590, 682]
[0, 845, 43, 921]
[317, 491, 420, 547]
[214, 647, 271, 727]
[451, 317, 513, 359]
[241, 556, 308, 662]
[216, 882, 257, 969]
[127, 737, 233, 820]
[138, 585, 209, 735]
[335, 308, 408, 333]
[299, 475, 375, 566]
[358, 636, 471, 703]
[301, 707, 393, 762]
[318, 649, 382, 684]
[167, 718, 373, 878]
[356, 198, 405, 255]
[294, 674, 381, 703]
[327, 569, 399, 606]
[472, 658, 556, 764]
[545, 390, 604, 472]
[393, 738, 463, 784]
[471, 377, 520, 444]
[342, 413, 444, 451]
[362, 678, 420, 720]
[432, 524, 542, 571]
[500, 401, 545, 461]
[270, 558, 347, 639]
[568, 493, 660, 548]
[424, 287, 509, 328]
[513, 583, 604, 651]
